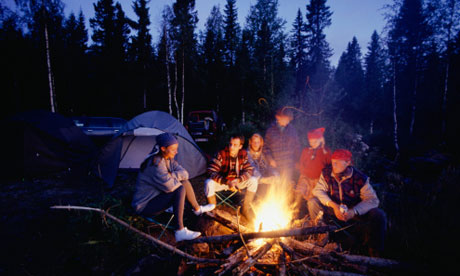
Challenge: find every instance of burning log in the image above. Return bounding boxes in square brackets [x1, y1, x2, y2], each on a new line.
[215, 241, 262, 275]
[187, 225, 337, 244]
[278, 249, 287, 276]
[233, 239, 276, 276]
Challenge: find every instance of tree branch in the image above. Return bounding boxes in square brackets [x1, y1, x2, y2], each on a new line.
[50, 205, 223, 264]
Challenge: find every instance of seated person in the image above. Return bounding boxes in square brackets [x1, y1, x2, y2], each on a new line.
[247, 133, 279, 185]
[308, 149, 386, 257]
[204, 134, 257, 219]
[297, 127, 331, 201]
[132, 133, 214, 242]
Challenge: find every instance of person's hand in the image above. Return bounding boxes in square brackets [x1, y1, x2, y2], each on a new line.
[343, 210, 355, 222]
[329, 202, 346, 221]
[269, 159, 277, 168]
[228, 179, 239, 191]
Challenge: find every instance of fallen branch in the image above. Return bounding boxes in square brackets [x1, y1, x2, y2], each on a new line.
[307, 267, 366, 276]
[330, 251, 401, 269]
[236, 206, 251, 258]
[50, 205, 223, 264]
[188, 225, 337, 244]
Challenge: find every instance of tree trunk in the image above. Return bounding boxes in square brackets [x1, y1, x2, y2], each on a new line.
[409, 58, 419, 136]
[165, 26, 173, 115]
[392, 62, 400, 155]
[173, 53, 179, 119]
[441, 62, 449, 139]
[181, 49, 185, 124]
[44, 21, 56, 113]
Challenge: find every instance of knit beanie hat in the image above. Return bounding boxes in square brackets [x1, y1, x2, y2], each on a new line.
[307, 127, 325, 139]
[331, 149, 352, 162]
[156, 132, 178, 148]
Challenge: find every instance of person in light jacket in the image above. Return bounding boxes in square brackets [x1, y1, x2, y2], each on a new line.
[132, 133, 214, 242]
[308, 149, 386, 257]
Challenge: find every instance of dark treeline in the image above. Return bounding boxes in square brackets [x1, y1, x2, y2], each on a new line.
[1, 0, 460, 158]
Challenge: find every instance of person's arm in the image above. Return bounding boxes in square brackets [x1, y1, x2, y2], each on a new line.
[247, 153, 261, 178]
[263, 129, 276, 167]
[352, 178, 380, 215]
[313, 173, 347, 220]
[238, 153, 254, 182]
[312, 173, 334, 206]
[207, 152, 224, 183]
[148, 159, 182, 193]
[290, 127, 302, 164]
[170, 159, 189, 181]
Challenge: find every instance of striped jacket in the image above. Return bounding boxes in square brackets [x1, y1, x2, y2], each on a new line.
[207, 147, 254, 184]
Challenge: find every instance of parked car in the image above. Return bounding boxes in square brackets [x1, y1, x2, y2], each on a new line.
[72, 116, 127, 136]
[186, 110, 224, 142]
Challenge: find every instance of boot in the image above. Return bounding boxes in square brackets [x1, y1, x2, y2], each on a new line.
[241, 191, 256, 222]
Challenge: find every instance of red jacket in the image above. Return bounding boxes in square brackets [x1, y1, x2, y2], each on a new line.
[299, 147, 331, 179]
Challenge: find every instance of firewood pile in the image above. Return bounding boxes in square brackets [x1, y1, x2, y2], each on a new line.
[178, 208, 406, 276]
[51, 205, 411, 275]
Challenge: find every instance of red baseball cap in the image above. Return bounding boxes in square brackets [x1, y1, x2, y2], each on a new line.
[331, 149, 352, 162]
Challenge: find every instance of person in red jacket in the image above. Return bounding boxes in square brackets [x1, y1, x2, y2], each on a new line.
[296, 127, 332, 201]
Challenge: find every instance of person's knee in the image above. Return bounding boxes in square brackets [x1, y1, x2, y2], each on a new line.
[247, 177, 258, 192]
[367, 208, 387, 228]
[176, 185, 185, 197]
[204, 179, 216, 197]
[307, 197, 322, 216]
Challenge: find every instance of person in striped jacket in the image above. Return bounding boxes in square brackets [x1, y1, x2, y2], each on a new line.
[204, 134, 257, 220]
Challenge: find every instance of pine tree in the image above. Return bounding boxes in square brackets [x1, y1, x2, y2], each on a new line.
[171, 0, 198, 123]
[388, 0, 431, 138]
[130, 0, 153, 110]
[202, 5, 225, 110]
[364, 31, 386, 135]
[223, 0, 240, 66]
[335, 37, 364, 109]
[245, 0, 286, 107]
[290, 8, 307, 106]
[305, 0, 332, 88]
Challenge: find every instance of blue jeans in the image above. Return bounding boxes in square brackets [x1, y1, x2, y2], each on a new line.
[140, 185, 185, 229]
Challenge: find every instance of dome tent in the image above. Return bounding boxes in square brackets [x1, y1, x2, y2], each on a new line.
[94, 111, 207, 187]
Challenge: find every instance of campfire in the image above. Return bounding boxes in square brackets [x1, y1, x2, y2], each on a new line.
[252, 178, 294, 233]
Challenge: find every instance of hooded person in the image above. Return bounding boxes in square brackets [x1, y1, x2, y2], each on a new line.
[308, 149, 387, 257]
[132, 133, 214, 242]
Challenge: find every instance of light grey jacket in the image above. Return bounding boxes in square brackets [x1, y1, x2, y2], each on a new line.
[312, 169, 379, 215]
[132, 156, 189, 213]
